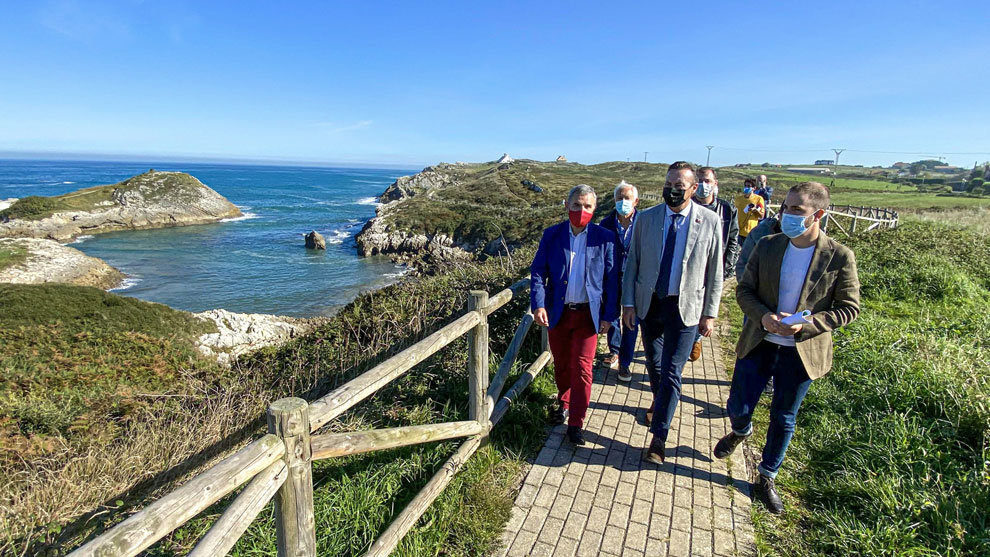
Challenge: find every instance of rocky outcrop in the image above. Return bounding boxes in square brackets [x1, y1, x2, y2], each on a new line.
[0, 171, 242, 242]
[377, 167, 457, 203]
[305, 231, 326, 249]
[0, 198, 16, 212]
[496, 153, 514, 164]
[193, 309, 318, 366]
[0, 238, 125, 289]
[355, 209, 472, 261]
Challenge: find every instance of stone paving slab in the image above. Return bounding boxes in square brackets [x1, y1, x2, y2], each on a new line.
[496, 332, 755, 556]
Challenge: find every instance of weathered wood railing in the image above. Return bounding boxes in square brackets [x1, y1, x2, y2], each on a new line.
[764, 204, 899, 235]
[69, 279, 550, 557]
[642, 193, 899, 236]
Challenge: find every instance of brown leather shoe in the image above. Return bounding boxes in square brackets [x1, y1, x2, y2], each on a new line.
[601, 353, 618, 369]
[643, 435, 665, 464]
[688, 341, 703, 362]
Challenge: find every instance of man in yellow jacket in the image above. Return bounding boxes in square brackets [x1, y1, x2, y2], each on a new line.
[734, 177, 765, 246]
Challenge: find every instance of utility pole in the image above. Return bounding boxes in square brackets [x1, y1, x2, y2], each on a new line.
[706, 146, 714, 166]
[643, 151, 649, 162]
[832, 148, 845, 167]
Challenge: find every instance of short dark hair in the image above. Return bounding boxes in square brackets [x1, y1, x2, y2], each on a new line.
[790, 181, 830, 211]
[666, 161, 696, 184]
[743, 177, 757, 187]
[698, 166, 717, 180]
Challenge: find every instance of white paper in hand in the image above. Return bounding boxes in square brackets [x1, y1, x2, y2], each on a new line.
[781, 310, 812, 326]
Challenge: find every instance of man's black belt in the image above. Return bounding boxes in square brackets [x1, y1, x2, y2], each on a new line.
[564, 302, 590, 311]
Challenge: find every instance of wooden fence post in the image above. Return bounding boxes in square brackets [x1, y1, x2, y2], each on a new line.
[467, 291, 490, 427]
[268, 398, 316, 557]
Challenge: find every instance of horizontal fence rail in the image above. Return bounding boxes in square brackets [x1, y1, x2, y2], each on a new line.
[68, 277, 549, 557]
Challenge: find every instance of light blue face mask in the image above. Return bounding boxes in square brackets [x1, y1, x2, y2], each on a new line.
[743, 187, 753, 196]
[616, 199, 634, 216]
[781, 212, 814, 238]
[695, 181, 714, 200]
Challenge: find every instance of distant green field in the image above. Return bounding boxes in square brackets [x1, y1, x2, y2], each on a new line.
[829, 191, 987, 211]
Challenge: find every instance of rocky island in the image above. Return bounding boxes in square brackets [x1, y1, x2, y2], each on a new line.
[0, 170, 242, 242]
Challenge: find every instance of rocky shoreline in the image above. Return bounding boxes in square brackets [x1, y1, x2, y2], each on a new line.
[193, 309, 322, 366]
[0, 238, 125, 289]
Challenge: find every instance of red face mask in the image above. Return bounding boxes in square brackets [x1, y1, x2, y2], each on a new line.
[568, 209, 593, 228]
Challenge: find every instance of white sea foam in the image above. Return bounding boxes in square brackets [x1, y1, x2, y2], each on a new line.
[62, 181, 75, 184]
[355, 197, 382, 206]
[353, 179, 388, 185]
[70, 235, 95, 244]
[221, 211, 260, 222]
[326, 229, 352, 245]
[110, 276, 142, 291]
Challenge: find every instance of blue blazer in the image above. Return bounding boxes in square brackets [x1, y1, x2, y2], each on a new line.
[530, 221, 619, 330]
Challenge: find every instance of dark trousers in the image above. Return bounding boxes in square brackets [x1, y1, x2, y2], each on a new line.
[726, 341, 813, 478]
[608, 314, 639, 370]
[640, 295, 698, 443]
[548, 306, 598, 428]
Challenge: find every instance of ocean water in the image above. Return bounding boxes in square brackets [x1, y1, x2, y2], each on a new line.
[0, 159, 416, 317]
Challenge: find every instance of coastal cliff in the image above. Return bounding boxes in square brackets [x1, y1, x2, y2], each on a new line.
[0, 170, 242, 242]
[355, 159, 667, 265]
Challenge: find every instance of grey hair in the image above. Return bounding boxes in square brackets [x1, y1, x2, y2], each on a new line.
[567, 184, 597, 204]
[614, 180, 638, 200]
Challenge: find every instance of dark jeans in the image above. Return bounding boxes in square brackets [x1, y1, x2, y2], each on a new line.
[726, 341, 813, 478]
[640, 295, 698, 443]
[608, 314, 639, 369]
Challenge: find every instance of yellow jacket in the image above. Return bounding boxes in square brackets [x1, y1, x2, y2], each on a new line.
[734, 194, 765, 237]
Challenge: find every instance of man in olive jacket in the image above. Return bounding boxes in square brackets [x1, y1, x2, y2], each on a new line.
[712, 182, 860, 514]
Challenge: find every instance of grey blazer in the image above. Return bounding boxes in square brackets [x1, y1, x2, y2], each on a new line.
[621, 203, 724, 325]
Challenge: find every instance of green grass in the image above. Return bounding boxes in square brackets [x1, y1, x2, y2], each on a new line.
[0, 284, 219, 448]
[0, 243, 28, 271]
[720, 222, 990, 556]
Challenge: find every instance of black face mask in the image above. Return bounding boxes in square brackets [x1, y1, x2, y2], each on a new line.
[662, 187, 687, 207]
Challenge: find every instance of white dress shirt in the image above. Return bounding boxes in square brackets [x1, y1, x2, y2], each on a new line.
[766, 242, 816, 347]
[661, 201, 693, 297]
[565, 226, 590, 304]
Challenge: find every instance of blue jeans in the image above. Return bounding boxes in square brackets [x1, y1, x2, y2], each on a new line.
[726, 341, 813, 478]
[640, 295, 698, 443]
[608, 314, 639, 369]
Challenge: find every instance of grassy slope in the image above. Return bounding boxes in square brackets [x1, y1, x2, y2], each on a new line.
[0, 171, 211, 221]
[6, 251, 559, 557]
[381, 160, 665, 250]
[0, 243, 28, 271]
[719, 222, 990, 556]
[0, 284, 219, 454]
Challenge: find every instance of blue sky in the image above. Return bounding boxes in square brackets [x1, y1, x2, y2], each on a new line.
[1, 0, 988, 168]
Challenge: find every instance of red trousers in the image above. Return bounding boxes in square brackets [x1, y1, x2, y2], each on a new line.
[548, 306, 598, 427]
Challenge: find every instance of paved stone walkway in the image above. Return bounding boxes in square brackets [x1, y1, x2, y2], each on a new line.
[496, 333, 755, 556]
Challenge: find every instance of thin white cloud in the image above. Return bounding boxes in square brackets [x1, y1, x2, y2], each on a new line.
[38, 0, 131, 40]
[310, 120, 374, 133]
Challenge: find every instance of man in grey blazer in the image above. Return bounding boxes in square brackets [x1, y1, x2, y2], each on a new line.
[622, 161, 724, 463]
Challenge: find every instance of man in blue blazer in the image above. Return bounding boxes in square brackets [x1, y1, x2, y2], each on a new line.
[532, 184, 619, 445]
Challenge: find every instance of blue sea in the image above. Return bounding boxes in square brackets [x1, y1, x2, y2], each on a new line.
[0, 159, 417, 317]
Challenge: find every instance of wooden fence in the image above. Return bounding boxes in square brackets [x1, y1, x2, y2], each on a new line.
[641, 193, 899, 236]
[764, 204, 899, 236]
[68, 279, 549, 557]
